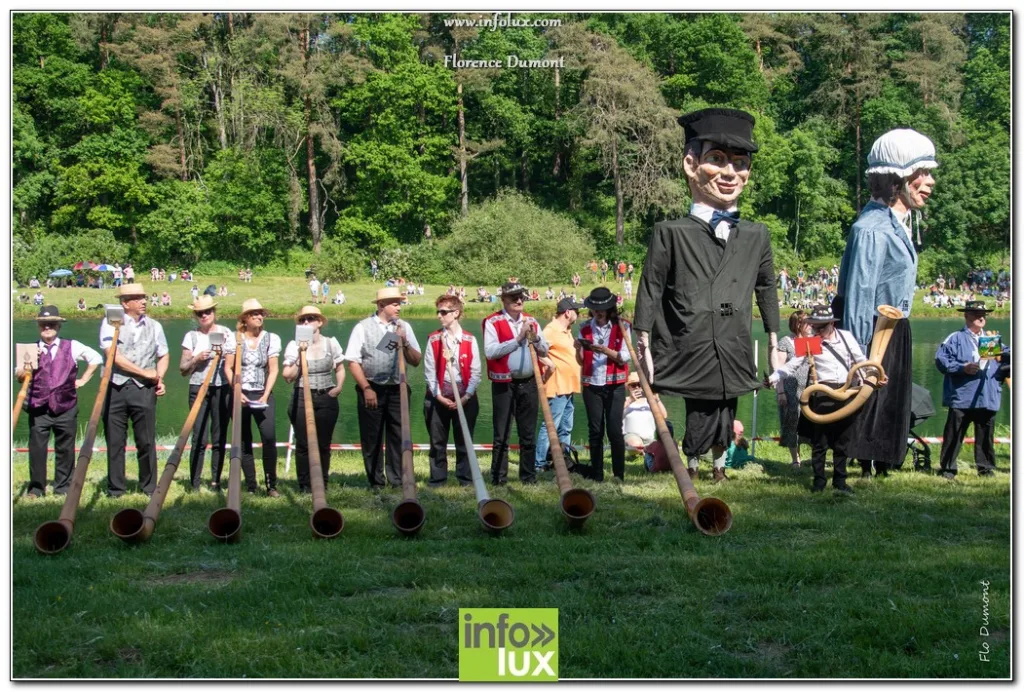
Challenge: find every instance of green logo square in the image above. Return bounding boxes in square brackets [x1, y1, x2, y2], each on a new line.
[459, 608, 558, 682]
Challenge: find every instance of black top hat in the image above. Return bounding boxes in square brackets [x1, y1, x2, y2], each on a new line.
[678, 108, 759, 153]
[958, 300, 993, 314]
[584, 287, 617, 311]
[805, 304, 838, 324]
[556, 297, 585, 314]
[36, 305, 66, 322]
[501, 281, 528, 297]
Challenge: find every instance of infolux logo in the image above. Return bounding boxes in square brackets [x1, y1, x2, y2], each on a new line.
[458, 608, 558, 682]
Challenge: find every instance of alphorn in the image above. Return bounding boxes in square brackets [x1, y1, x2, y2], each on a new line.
[527, 342, 594, 528]
[391, 336, 426, 536]
[298, 344, 344, 539]
[12, 354, 33, 432]
[34, 319, 122, 554]
[111, 347, 222, 544]
[208, 331, 245, 542]
[799, 305, 902, 424]
[623, 337, 732, 536]
[444, 348, 514, 533]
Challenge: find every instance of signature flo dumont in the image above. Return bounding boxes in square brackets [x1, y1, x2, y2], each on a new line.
[444, 54, 566, 69]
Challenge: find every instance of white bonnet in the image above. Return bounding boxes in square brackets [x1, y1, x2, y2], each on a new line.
[866, 129, 939, 178]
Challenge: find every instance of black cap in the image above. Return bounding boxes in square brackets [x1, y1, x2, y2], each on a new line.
[805, 304, 838, 324]
[501, 281, 527, 297]
[35, 305, 66, 322]
[678, 108, 758, 153]
[958, 300, 993, 314]
[584, 287, 617, 311]
[557, 297, 585, 314]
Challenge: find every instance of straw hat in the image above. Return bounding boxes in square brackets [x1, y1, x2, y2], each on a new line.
[239, 298, 267, 317]
[189, 295, 218, 312]
[295, 305, 326, 325]
[373, 287, 404, 303]
[627, 371, 640, 385]
[117, 283, 147, 298]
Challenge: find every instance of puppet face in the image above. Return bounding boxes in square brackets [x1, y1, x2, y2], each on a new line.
[684, 142, 751, 208]
[900, 168, 935, 209]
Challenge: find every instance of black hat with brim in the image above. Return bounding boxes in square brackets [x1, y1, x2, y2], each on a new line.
[584, 287, 617, 311]
[501, 281, 528, 297]
[678, 108, 759, 153]
[805, 304, 838, 324]
[36, 305, 66, 322]
[958, 301, 993, 314]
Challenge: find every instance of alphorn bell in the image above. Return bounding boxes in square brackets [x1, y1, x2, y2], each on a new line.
[444, 348, 514, 533]
[391, 335, 426, 536]
[34, 312, 123, 554]
[298, 343, 344, 539]
[208, 331, 245, 542]
[623, 337, 732, 536]
[800, 305, 902, 424]
[111, 343, 223, 544]
[12, 352, 33, 432]
[527, 341, 595, 528]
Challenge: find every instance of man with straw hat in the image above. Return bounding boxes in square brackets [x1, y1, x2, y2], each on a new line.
[935, 301, 1008, 479]
[180, 294, 237, 492]
[99, 282, 170, 497]
[15, 306, 102, 498]
[345, 287, 423, 489]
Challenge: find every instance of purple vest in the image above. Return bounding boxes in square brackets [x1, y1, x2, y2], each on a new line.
[28, 339, 78, 415]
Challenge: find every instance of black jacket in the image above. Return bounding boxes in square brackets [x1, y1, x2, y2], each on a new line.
[634, 216, 780, 399]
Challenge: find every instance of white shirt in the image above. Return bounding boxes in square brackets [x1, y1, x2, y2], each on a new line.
[309, 279, 321, 295]
[283, 336, 345, 367]
[691, 202, 738, 242]
[422, 327, 482, 398]
[483, 309, 550, 379]
[583, 318, 630, 386]
[344, 316, 422, 364]
[769, 328, 867, 387]
[622, 398, 657, 446]
[99, 314, 170, 357]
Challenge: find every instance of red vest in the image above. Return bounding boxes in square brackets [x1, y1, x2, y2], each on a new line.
[428, 330, 474, 396]
[580, 320, 630, 386]
[483, 311, 539, 382]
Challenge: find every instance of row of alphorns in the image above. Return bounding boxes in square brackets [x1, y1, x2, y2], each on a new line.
[29, 312, 732, 556]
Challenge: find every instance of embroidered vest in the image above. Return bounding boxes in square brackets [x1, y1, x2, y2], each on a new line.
[240, 330, 273, 392]
[28, 340, 78, 415]
[298, 338, 341, 390]
[483, 311, 538, 382]
[112, 318, 159, 387]
[428, 330, 473, 396]
[580, 320, 629, 386]
[358, 316, 403, 385]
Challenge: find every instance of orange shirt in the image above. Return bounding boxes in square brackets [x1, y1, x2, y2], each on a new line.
[542, 321, 582, 397]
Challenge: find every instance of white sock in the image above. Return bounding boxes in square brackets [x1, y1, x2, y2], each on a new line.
[713, 449, 727, 470]
[688, 456, 700, 470]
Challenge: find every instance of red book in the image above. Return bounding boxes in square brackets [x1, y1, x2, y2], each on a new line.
[795, 336, 823, 357]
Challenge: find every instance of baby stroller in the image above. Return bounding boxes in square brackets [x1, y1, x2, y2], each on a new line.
[896, 383, 936, 472]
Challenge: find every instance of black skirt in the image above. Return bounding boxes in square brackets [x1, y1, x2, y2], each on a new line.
[682, 397, 737, 456]
[841, 319, 913, 464]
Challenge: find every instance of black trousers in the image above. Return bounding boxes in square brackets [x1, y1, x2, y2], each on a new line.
[103, 382, 158, 496]
[288, 388, 339, 491]
[939, 407, 997, 475]
[188, 384, 232, 488]
[801, 387, 854, 489]
[27, 405, 78, 496]
[491, 378, 538, 483]
[424, 392, 478, 486]
[241, 389, 277, 491]
[356, 383, 404, 488]
[582, 384, 626, 481]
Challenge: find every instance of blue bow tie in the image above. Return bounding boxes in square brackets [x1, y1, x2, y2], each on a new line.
[710, 210, 740, 229]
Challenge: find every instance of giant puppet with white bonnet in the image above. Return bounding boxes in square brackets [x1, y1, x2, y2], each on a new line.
[834, 128, 938, 478]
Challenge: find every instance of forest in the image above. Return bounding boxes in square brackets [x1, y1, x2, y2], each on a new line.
[11, 12, 1011, 285]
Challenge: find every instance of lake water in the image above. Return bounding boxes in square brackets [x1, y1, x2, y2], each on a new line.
[11, 317, 1010, 445]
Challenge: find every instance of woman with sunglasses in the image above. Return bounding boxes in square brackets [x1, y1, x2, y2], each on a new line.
[422, 294, 482, 486]
[231, 299, 282, 496]
[282, 306, 346, 493]
[180, 294, 237, 491]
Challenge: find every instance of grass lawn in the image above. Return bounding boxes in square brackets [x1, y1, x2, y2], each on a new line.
[12, 273, 1010, 322]
[12, 437, 1009, 678]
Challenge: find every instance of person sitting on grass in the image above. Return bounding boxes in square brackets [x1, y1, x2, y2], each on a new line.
[77, 298, 88, 311]
[150, 292, 159, 306]
[161, 291, 172, 306]
[724, 419, 752, 470]
[622, 371, 674, 473]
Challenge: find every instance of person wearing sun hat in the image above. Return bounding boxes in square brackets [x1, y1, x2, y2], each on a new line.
[99, 282, 170, 497]
[836, 128, 938, 479]
[767, 305, 875, 494]
[282, 305, 348, 492]
[634, 108, 781, 483]
[935, 300, 1008, 479]
[15, 306, 102, 498]
[179, 294, 237, 492]
[232, 298, 282, 496]
[343, 287, 422, 489]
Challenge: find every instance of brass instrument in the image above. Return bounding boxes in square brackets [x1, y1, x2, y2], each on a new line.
[391, 335, 426, 536]
[800, 305, 902, 424]
[623, 337, 732, 536]
[208, 331, 245, 542]
[528, 342, 595, 529]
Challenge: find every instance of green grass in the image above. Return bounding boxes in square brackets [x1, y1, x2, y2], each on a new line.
[12, 273, 1010, 322]
[12, 437, 1009, 678]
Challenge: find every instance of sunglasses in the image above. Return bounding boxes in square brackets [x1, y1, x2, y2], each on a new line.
[437, 309, 457, 316]
[39, 322, 60, 330]
[195, 309, 215, 317]
[508, 295, 525, 303]
[298, 316, 320, 324]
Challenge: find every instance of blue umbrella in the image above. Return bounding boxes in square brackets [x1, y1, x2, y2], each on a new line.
[95, 264, 116, 271]
[49, 269, 73, 277]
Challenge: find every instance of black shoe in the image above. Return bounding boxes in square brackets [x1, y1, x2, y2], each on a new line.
[978, 469, 995, 477]
[940, 471, 956, 481]
[810, 483, 826, 493]
[833, 484, 855, 495]
[492, 479, 508, 486]
[521, 478, 537, 485]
